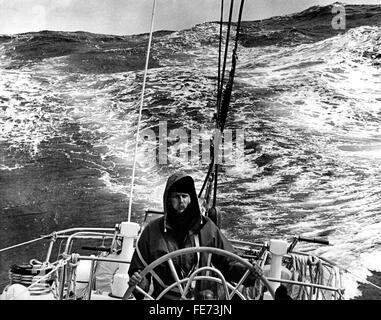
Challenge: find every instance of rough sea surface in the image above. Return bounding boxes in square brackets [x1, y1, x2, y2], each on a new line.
[1, 3, 380, 298]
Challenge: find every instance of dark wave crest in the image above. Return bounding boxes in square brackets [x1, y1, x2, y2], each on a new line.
[1, 3, 380, 72]
[240, 2, 381, 47]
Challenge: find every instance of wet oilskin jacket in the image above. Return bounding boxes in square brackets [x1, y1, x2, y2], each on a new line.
[128, 173, 250, 300]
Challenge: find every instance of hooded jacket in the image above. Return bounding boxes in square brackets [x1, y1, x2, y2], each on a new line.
[128, 173, 251, 299]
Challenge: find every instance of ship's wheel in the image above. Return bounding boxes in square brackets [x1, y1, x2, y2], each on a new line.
[123, 247, 275, 300]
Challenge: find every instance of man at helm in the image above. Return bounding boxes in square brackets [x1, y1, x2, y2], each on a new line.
[125, 172, 262, 300]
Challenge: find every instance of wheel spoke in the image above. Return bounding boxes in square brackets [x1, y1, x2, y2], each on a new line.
[229, 269, 250, 299]
[206, 253, 212, 266]
[184, 266, 230, 300]
[167, 258, 184, 295]
[149, 269, 167, 288]
[206, 253, 212, 277]
[135, 285, 155, 300]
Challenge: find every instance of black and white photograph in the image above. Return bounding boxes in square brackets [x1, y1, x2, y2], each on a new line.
[0, 0, 380, 307]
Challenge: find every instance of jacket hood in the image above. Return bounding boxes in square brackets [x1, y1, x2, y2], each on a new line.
[163, 172, 202, 233]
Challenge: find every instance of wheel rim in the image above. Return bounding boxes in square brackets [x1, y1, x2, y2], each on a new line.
[125, 246, 275, 300]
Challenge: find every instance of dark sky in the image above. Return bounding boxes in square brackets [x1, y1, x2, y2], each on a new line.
[0, 0, 379, 35]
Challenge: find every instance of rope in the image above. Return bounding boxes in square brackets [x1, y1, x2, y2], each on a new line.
[210, 0, 235, 209]
[216, 0, 224, 111]
[198, 159, 215, 198]
[199, 1, 226, 203]
[213, 164, 219, 207]
[212, 0, 245, 208]
[217, 0, 234, 125]
[318, 256, 381, 292]
[27, 258, 70, 291]
[348, 271, 381, 291]
[127, 0, 157, 222]
[0, 235, 51, 253]
[287, 253, 349, 300]
[338, 265, 381, 291]
[219, 0, 245, 132]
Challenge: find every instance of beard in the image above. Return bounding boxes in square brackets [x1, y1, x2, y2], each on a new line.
[167, 205, 195, 234]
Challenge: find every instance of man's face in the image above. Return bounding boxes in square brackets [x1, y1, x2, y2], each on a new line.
[169, 192, 191, 214]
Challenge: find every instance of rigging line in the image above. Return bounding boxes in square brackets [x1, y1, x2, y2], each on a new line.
[213, 0, 245, 207]
[216, 0, 224, 112]
[213, 163, 219, 207]
[319, 256, 381, 292]
[200, 0, 224, 202]
[127, 0, 157, 222]
[217, 0, 235, 128]
[346, 270, 381, 291]
[0, 235, 51, 253]
[198, 156, 215, 198]
[213, 0, 235, 208]
[219, 0, 245, 132]
[204, 175, 215, 209]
